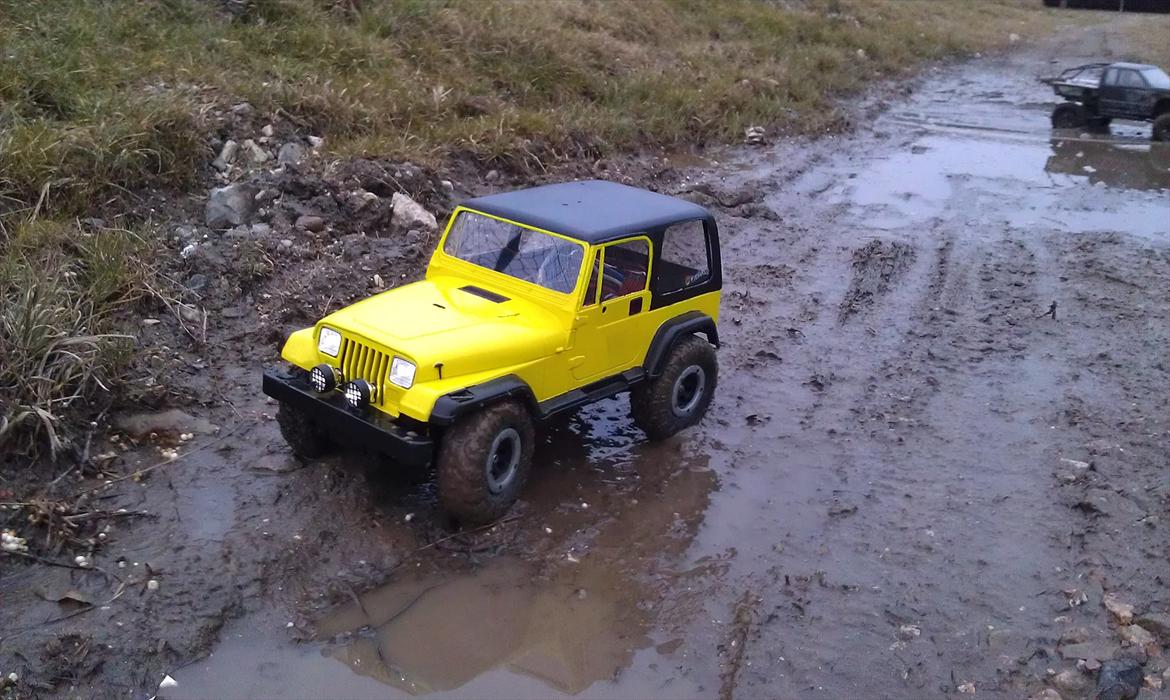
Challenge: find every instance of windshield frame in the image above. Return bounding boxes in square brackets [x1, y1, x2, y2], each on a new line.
[437, 207, 588, 298]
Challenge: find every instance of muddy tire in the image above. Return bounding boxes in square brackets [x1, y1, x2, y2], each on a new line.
[276, 403, 333, 458]
[437, 401, 534, 526]
[1051, 103, 1087, 130]
[631, 335, 717, 441]
[1153, 113, 1170, 142]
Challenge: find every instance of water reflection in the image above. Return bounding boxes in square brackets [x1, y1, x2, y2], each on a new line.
[315, 404, 717, 697]
[1046, 137, 1170, 191]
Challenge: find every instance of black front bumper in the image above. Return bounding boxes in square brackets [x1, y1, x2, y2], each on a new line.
[262, 370, 433, 467]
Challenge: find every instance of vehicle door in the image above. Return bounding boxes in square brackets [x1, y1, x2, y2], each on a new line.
[1098, 67, 1128, 117]
[568, 237, 652, 381]
[1101, 68, 1149, 118]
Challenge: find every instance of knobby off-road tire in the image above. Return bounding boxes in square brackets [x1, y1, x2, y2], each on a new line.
[276, 402, 333, 458]
[1051, 103, 1087, 130]
[631, 335, 718, 441]
[437, 401, 534, 526]
[1153, 113, 1170, 142]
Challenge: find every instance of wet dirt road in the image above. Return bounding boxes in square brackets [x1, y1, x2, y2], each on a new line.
[4, 15, 1166, 700]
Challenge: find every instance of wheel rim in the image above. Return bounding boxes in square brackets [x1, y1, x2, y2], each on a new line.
[671, 365, 707, 418]
[485, 427, 521, 494]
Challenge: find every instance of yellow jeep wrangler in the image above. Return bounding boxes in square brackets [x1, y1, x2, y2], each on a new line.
[262, 180, 721, 524]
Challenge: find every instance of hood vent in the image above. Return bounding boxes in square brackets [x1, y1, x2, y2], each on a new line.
[459, 285, 509, 303]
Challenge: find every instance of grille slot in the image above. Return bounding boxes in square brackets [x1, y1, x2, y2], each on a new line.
[339, 337, 390, 405]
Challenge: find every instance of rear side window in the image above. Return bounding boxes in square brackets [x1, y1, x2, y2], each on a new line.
[1118, 70, 1146, 89]
[1103, 69, 1118, 86]
[658, 220, 710, 294]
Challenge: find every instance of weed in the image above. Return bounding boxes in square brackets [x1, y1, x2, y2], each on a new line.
[0, 221, 154, 459]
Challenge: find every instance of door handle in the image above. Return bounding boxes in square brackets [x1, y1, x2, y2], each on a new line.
[629, 297, 643, 315]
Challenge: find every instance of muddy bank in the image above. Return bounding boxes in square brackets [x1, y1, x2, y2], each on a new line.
[3, 12, 1170, 700]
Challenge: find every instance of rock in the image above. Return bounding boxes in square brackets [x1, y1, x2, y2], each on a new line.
[180, 242, 198, 259]
[440, 179, 454, 194]
[828, 501, 857, 517]
[1120, 625, 1156, 650]
[185, 274, 208, 293]
[957, 681, 975, 694]
[347, 189, 379, 211]
[485, 169, 500, 183]
[205, 183, 258, 228]
[279, 239, 293, 249]
[1096, 658, 1143, 700]
[251, 222, 271, 237]
[295, 215, 326, 232]
[390, 192, 437, 231]
[1134, 613, 1170, 642]
[178, 303, 203, 325]
[1145, 674, 1163, 690]
[744, 125, 766, 145]
[1061, 641, 1117, 663]
[230, 102, 253, 115]
[1030, 689, 1063, 700]
[1105, 593, 1135, 625]
[897, 624, 921, 640]
[212, 139, 239, 171]
[261, 124, 275, 137]
[243, 138, 268, 163]
[1009, 33, 1021, 43]
[307, 135, 324, 148]
[277, 141, 306, 166]
[1052, 668, 1091, 695]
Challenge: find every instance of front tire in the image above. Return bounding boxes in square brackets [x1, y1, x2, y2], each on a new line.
[1153, 113, 1170, 142]
[1051, 103, 1087, 130]
[437, 401, 534, 526]
[276, 403, 333, 458]
[631, 335, 718, 441]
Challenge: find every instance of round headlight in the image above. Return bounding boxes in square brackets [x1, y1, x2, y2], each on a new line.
[318, 327, 342, 357]
[343, 379, 374, 409]
[308, 364, 341, 393]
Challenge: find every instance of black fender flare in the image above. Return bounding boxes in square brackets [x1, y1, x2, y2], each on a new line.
[643, 311, 719, 378]
[1154, 98, 1170, 118]
[429, 374, 538, 427]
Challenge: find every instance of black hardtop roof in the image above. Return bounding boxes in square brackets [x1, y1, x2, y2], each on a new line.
[1111, 62, 1159, 71]
[461, 180, 712, 244]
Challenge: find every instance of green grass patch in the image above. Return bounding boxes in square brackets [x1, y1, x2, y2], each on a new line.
[0, 0, 1055, 218]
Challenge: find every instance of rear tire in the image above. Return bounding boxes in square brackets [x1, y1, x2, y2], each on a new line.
[276, 403, 333, 458]
[1153, 113, 1170, 142]
[630, 335, 717, 441]
[437, 401, 534, 526]
[1051, 103, 1087, 130]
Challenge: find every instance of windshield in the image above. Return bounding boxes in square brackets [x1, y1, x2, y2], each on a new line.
[1141, 67, 1170, 90]
[443, 211, 584, 294]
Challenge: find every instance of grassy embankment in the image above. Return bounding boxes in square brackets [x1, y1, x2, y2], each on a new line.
[0, 0, 1061, 458]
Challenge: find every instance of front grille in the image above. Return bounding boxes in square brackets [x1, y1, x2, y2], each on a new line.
[339, 336, 390, 405]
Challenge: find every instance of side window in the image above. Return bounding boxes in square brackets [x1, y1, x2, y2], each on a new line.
[1118, 70, 1145, 89]
[582, 252, 600, 307]
[659, 220, 711, 294]
[599, 239, 649, 301]
[1103, 69, 1118, 86]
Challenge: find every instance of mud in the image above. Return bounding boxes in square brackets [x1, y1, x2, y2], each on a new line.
[3, 14, 1169, 700]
